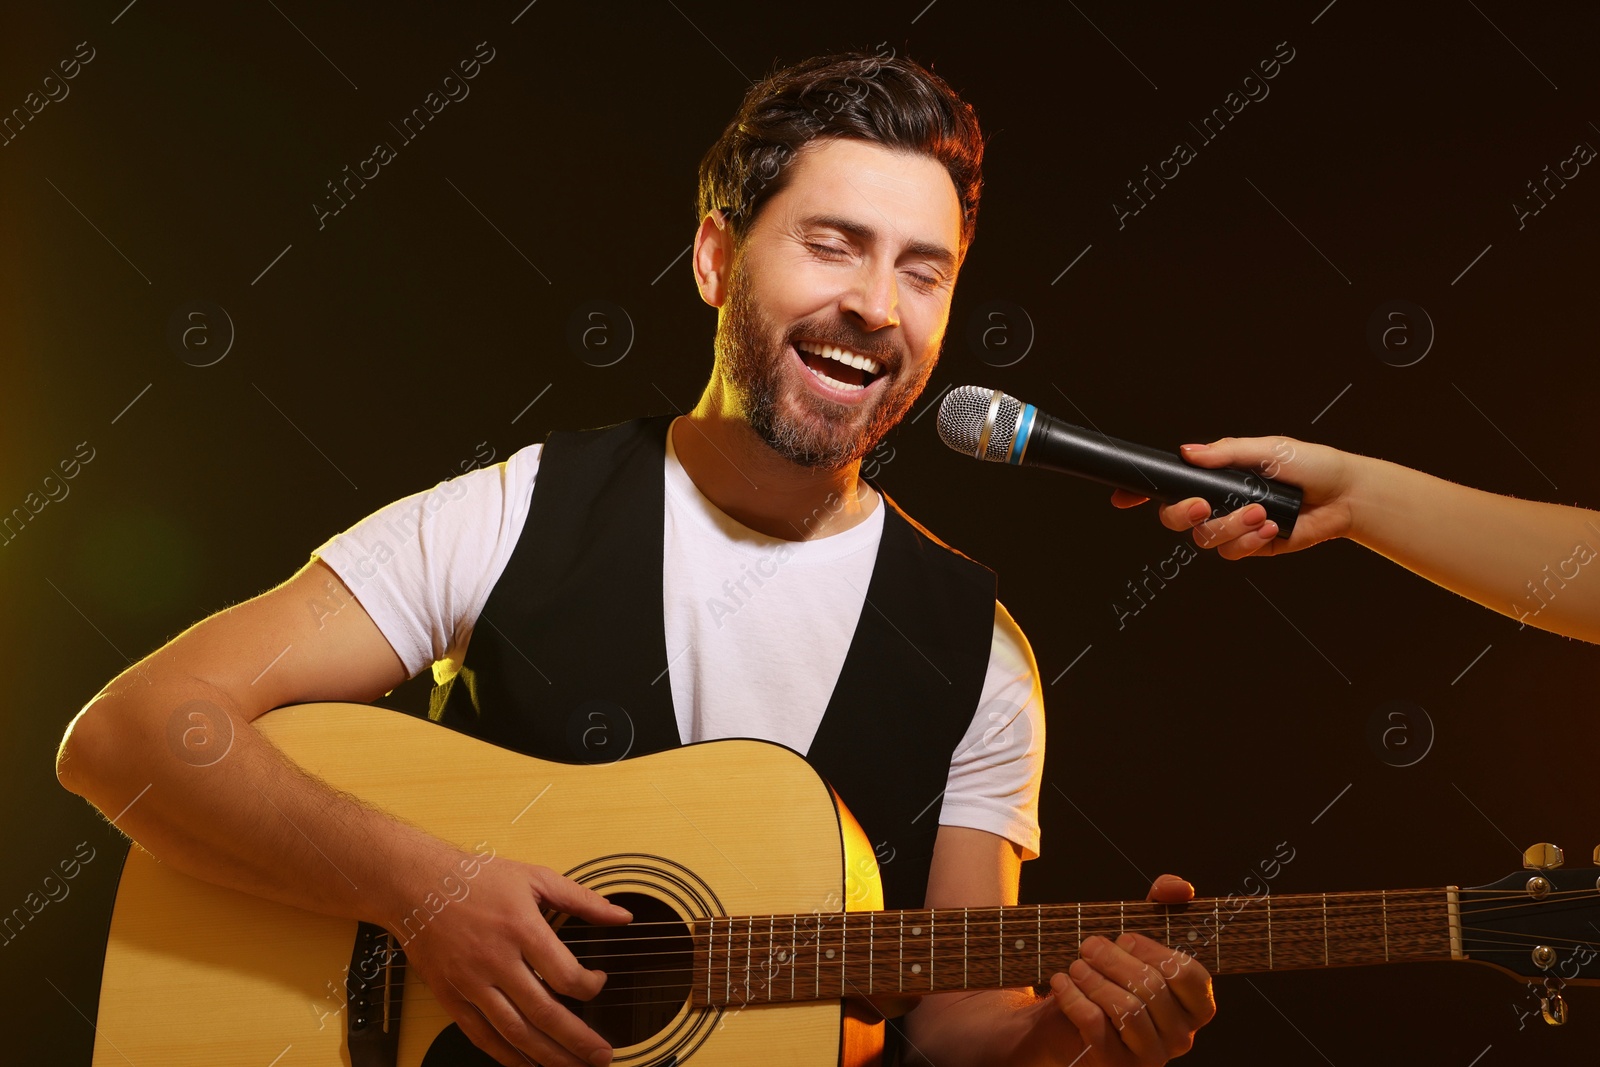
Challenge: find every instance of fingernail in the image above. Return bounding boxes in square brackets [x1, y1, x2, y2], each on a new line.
[1187, 502, 1209, 524]
[590, 1050, 613, 1067]
[1180, 444, 1209, 454]
[1069, 959, 1093, 981]
[1259, 522, 1278, 539]
[1117, 933, 1137, 950]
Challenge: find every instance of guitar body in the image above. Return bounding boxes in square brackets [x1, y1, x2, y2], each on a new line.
[93, 704, 885, 1066]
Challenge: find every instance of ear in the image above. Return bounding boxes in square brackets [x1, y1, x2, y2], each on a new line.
[692, 209, 734, 308]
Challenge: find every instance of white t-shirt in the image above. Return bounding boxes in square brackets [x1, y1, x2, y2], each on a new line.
[314, 425, 1045, 857]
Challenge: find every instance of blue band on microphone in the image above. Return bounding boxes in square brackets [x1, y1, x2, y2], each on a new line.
[1008, 404, 1036, 465]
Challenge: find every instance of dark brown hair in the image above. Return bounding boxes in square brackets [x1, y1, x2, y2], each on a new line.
[697, 48, 985, 255]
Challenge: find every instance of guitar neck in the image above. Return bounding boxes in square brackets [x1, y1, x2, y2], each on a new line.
[694, 888, 1462, 1006]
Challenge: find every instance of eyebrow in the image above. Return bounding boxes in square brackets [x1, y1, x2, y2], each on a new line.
[799, 213, 958, 272]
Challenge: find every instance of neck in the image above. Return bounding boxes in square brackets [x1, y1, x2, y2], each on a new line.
[692, 889, 1461, 1007]
[674, 392, 877, 542]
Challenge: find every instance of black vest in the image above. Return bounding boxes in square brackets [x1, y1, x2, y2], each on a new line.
[430, 416, 995, 909]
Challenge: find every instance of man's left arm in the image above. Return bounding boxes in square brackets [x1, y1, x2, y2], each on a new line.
[900, 827, 1216, 1066]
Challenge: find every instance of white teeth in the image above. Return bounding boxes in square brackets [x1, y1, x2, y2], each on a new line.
[805, 363, 867, 391]
[797, 340, 883, 377]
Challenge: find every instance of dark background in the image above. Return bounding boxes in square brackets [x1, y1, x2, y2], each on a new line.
[4, 1, 1598, 1063]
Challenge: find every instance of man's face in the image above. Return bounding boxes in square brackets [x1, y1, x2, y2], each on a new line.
[713, 138, 963, 471]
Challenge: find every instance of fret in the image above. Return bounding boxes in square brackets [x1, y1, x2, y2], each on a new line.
[963, 907, 969, 989]
[868, 913, 874, 995]
[745, 916, 754, 1003]
[1322, 893, 1328, 967]
[792, 914, 798, 1001]
[930, 909, 936, 987]
[1213, 899, 1221, 972]
[836, 913, 846, 997]
[998, 908, 1004, 988]
[767, 915, 776, 1002]
[1119, 901, 1125, 939]
[725, 916, 734, 1004]
[813, 913, 821, 1000]
[1076, 902, 1082, 954]
[898, 910, 904, 993]
[1381, 889, 1389, 962]
[1266, 895, 1273, 969]
[706, 917, 715, 1007]
[1036, 908, 1042, 986]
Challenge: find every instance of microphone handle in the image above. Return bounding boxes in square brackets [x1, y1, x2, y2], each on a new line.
[1024, 411, 1303, 538]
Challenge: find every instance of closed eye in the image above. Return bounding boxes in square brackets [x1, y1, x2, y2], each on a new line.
[809, 242, 944, 292]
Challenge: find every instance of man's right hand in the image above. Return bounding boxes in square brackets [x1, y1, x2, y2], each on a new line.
[56, 559, 632, 1067]
[398, 856, 632, 1067]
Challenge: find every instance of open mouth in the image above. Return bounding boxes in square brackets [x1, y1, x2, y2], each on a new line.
[793, 339, 886, 393]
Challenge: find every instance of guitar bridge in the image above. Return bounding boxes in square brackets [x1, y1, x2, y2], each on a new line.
[348, 921, 406, 1067]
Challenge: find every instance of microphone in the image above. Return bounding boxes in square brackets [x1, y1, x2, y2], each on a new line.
[935, 385, 1302, 538]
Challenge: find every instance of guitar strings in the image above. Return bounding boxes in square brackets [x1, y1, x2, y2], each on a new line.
[547, 888, 1587, 950]
[549, 909, 1473, 962]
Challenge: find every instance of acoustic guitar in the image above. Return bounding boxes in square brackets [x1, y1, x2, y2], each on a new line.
[92, 704, 1600, 1065]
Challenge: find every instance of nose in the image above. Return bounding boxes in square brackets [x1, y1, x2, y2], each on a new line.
[839, 257, 900, 332]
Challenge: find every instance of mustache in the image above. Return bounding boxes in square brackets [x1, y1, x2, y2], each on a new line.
[786, 322, 901, 370]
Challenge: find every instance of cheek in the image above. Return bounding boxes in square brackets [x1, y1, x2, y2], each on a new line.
[910, 305, 951, 358]
[775, 264, 843, 313]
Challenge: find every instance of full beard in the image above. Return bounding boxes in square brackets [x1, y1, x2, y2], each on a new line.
[715, 261, 935, 472]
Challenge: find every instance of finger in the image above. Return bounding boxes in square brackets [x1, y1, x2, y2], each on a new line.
[1065, 953, 1163, 1062]
[433, 975, 545, 1067]
[524, 915, 609, 1000]
[1188, 502, 1268, 551]
[1046, 970, 1129, 1065]
[1126, 936, 1217, 1027]
[1178, 442, 1235, 468]
[1156, 497, 1211, 532]
[538, 874, 633, 926]
[1146, 873, 1195, 903]
[493, 969, 612, 1067]
[1109, 488, 1150, 509]
[1093, 934, 1210, 1057]
[1214, 519, 1280, 561]
[1182, 437, 1290, 472]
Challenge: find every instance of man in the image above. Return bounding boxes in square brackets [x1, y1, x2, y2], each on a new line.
[57, 52, 1214, 1065]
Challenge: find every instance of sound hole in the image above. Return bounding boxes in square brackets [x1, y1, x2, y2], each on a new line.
[554, 891, 694, 1048]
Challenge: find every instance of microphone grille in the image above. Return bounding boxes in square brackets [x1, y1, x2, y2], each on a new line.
[936, 385, 1025, 462]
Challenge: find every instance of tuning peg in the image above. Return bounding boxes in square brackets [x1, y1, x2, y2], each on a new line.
[1523, 843, 1565, 870]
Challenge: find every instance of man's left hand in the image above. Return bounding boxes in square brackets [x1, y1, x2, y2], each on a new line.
[1033, 874, 1216, 1064]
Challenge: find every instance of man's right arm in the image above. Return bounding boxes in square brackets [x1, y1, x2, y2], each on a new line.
[56, 558, 626, 1067]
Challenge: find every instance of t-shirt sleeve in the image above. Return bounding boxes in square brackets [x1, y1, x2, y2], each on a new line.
[937, 600, 1045, 860]
[311, 444, 543, 680]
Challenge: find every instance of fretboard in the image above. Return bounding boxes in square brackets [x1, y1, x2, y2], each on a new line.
[691, 889, 1459, 1007]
